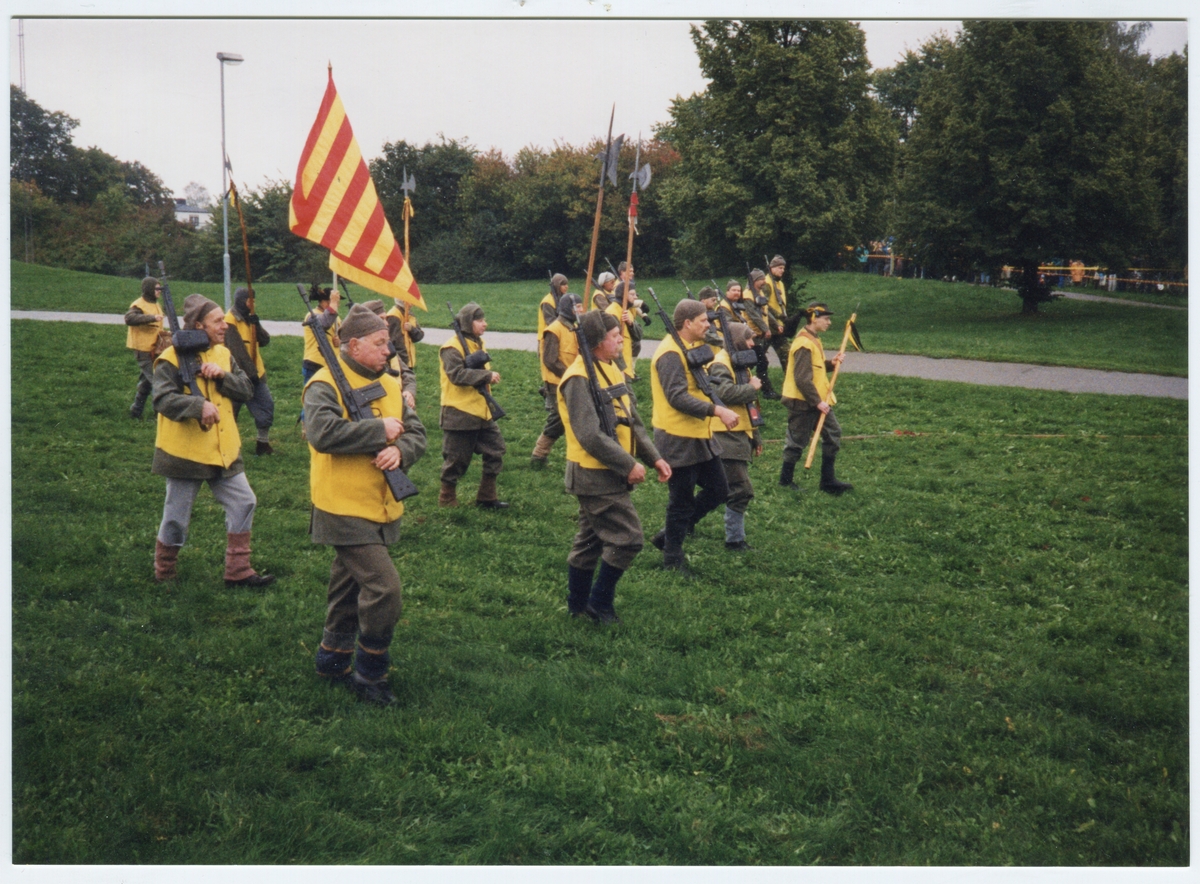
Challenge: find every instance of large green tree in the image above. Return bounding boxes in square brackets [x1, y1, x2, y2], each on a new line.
[897, 21, 1161, 313]
[655, 20, 898, 273]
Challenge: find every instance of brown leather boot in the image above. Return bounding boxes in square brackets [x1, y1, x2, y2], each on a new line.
[530, 433, 555, 469]
[438, 481, 459, 508]
[475, 473, 510, 509]
[154, 539, 180, 582]
[224, 532, 276, 588]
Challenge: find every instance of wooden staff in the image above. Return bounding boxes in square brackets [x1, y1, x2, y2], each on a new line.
[228, 171, 257, 365]
[400, 193, 416, 365]
[583, 104, 616, 312]
[804, 312, 857, 470]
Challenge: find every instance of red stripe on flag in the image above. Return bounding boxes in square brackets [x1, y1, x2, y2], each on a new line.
[291, 117, 355, 238]
[293, 75, 338, 194]
[346, 201, 388, 266]
[375, 242, 407, 280]
[319, 159, 372, 249]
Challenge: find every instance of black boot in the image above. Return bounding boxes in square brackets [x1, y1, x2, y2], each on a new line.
[567, 565, 595, 618]
[779, 460, 801, 489]
[585, 561, 625, 624]
[820, 453, 853, 495]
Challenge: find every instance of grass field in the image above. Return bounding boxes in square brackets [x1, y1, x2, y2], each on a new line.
[9, 260, 1189, 376]
[10, 314, 1188, 865]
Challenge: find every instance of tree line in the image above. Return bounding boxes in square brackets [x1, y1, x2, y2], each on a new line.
[10, 20, 1186, 311]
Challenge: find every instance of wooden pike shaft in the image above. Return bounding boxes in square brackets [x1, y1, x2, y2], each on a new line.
[402, 200, 413, 362]
[230, 177, 257, 365]
[583, 104, 615, 305]
[804, 313, 856, 470]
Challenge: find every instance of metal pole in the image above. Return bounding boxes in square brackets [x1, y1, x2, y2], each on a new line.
[220, 60, 231, 311]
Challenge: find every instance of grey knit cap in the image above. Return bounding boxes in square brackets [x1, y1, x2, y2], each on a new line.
[141, 277, 160, 299]
[770, 255, 786, 268]
[697, 286, 718, 302]
[728, 321, 753, 349]
[580, 309, 620, 349]
[550, 273, 568, 290]
[748, 268, 766, 284]
[233, 287, 252, 317]
[360, 299, 387, 316]
[183, 293, 221, 329]
[340, 303, 388, 340]
[556, 292, 583, 322]
[456, 302, 485, 330]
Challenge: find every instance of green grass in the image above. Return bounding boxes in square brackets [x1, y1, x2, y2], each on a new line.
[11, 318, 1188, 864]
[9, 260, 1188, 376]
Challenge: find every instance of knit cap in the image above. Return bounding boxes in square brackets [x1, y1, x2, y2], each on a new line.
[183, 293, 221, 329]
[580, 310, 620, 348]
[340, 303, 388, 340]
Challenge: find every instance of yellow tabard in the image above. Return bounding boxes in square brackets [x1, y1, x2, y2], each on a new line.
[782, 331, 837, 405]
[557, 356, 633, 471]
[439, 335, 494, 421]
[302, 308, 340, 366]
[765, 276, 787, 317]
[650, 335, 714, 440]
[590, 288, 610, 311]
[540, 319, 580, 385]
[126, 297, 163, 351]
[224, 311, 266, 378]
[709, 348, 753, 436]
[605, 301, 636, 378]
[537, 292, 557, 337]
[305, 356, 406, 523]
[154, 344, 241, 467]
[387, 304, 417, 367]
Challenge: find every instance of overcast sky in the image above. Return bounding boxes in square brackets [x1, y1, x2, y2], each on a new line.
[5, 3, 1189, 202]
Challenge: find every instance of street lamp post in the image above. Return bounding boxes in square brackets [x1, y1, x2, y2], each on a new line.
[217, 51, 243, 312]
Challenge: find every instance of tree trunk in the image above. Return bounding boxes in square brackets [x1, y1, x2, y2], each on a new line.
[1017, 260, 1052, 315]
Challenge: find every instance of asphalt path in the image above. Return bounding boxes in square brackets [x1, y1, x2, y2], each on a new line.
[11, 309, 1187, 400]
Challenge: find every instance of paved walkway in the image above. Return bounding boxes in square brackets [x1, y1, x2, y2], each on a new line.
[12, 309, 1187, 400]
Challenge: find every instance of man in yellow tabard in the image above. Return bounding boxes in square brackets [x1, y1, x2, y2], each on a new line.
[438, 302, 508, 509]
[780, 302, 852, 494]
[303, 304, 427, 706]
[762, 255, 792, 369]
[648, 299, 740, 573]
[125, 276, 165, 419]
[557, 311, 671, 622]
[151, 293, 275, 588]
[223, 287, 275, 455]
[540, 273, 569, 336]
[531, 292, 584, 469]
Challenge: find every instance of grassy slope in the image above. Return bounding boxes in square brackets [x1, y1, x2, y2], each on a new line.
[10, 319, 1188, 864]
[8, 261, 1189, 376]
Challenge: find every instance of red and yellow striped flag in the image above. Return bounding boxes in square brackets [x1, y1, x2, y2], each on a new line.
[289, 68, 425, 310]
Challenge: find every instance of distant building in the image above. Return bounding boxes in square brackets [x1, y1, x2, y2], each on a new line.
[174, 198, 213, 229]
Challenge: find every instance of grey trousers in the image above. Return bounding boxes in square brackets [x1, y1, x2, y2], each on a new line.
[567, 492, 645, 572]
[782, 407, 841, 464]
[440, 425, 506, 484]
[157, 472, 256, 546]
[322, 543, 402, 651]
[539, 382, 564, 440]
[233, 378, 275, 433]
[721, 458, 754, 514]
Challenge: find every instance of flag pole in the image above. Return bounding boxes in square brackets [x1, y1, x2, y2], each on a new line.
[804, 312, 857, 471]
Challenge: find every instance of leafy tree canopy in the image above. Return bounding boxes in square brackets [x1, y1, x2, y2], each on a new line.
[655, 19, 898, 274]
[897, 21, 1162, 311]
